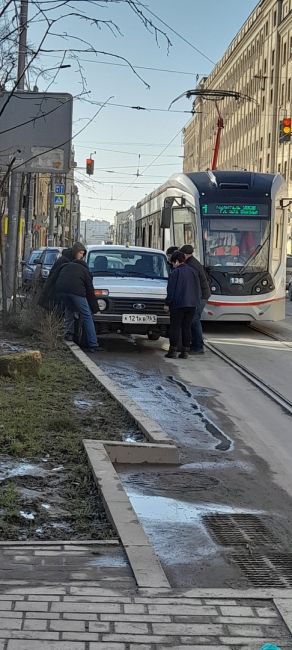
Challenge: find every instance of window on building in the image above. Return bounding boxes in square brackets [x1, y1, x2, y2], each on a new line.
[265, 21, 269, 36]
[268, 132, 271, 148]
[270, 88, 273, 104]
[260, 137, 263, 151]
[281, 83, 285, 105]
[288, 79, 291, 101]
[283, 42, 287, 64]
[259, 158, 262, 171]
[262, 95, 265, 111]
[267, 154, 270, 169]
[264, 58, 267, 74]
[284, 161, 288, 179]
[278, 163, 281, 173]
[273, 9, 277, 26]
[272, 49, 275, 65]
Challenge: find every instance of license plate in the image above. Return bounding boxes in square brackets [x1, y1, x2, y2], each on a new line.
[122, 314, 157, 324]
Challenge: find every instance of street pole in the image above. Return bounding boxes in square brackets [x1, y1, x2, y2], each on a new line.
[48, 175, 55, 246]
[5, 0, 29, 301]
[23, 173, 34, 259]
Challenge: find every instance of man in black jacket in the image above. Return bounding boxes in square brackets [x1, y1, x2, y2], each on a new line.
[180, 244, 211, 354]
[165, 251, 201, 359]
[55, 242, 99, 351]
[38, 248, 73, 311]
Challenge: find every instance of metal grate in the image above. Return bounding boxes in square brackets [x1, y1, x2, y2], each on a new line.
[230, 552, 292, 587]
[109, 298, 166, 315]
[204, 513, 278, 547]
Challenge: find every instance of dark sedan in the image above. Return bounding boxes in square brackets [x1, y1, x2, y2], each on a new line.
[22, 249, 43, 289]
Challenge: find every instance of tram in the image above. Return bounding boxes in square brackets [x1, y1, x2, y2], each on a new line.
[134, 171, 287, 321]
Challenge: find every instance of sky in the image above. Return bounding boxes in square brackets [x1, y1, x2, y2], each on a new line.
[27, 0, 258, 223]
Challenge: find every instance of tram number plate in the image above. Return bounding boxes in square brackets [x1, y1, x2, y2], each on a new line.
[122, 314, 157, 324]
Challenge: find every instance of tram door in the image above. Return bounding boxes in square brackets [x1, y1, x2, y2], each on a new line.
[172, 207, 198, 255]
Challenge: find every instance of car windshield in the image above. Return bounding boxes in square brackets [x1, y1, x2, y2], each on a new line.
[44, 250, 59, 266]
[29, 250, 41, 264]
[88, 249, 168, 279]
[202, 217, 271, 272]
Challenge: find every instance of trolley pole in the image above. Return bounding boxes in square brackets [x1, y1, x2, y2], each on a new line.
[6, 0, 29, 300]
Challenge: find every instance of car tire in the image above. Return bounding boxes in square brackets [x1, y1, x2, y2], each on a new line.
[147, 332, 160, 341]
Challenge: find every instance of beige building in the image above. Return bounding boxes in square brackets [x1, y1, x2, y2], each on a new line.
[184, 0, 292, 179]
[183, 0, 292, 252]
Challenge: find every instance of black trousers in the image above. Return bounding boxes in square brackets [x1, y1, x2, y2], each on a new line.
[169, 307, 196, 349]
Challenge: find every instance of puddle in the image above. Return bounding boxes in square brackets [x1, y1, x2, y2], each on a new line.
[20, 511, 35, 520]
[0, 340, 25, 355]
[0, 460, 48, 482]
[122, 431, 144, 443]
[74, 398, 94, 411]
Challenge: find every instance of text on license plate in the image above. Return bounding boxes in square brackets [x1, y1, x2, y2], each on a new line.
[122, 314, 157, 324]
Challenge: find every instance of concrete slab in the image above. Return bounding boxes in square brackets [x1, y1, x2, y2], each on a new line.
[90, 440, 179, 465]
[84, 440, 171, 590]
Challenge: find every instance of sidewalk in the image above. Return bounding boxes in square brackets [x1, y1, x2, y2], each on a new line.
[0, 544, 291, 650]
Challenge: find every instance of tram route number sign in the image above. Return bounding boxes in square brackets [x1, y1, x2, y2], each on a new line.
[201, 203, 269, 216]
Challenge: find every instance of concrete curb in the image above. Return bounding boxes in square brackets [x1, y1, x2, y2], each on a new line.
[67, 342, 176, 447]
[98, 439, 179, 464]
[84, 439, 171, 590]
[0, 540, 119, 546]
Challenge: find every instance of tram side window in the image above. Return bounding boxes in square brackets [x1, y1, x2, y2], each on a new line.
[172, 207, 198, 254]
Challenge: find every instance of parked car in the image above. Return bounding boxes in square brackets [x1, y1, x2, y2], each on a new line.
[82, 245, 170, 341]
[286, 254, 292, 290]
[33, 247, 62, 288]
[22, 248, 43, 289]
[288, 277, 292, 301]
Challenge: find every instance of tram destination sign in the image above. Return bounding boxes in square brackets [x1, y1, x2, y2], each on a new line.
[201, 203, 269, 216]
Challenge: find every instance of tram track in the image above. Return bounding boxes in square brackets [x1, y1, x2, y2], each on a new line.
[204, 337, 292, 416]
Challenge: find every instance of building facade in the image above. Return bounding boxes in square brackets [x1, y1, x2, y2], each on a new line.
[114, 207, 136, 245]
[183, 0, 292, 252]
[80, 219, 110, 245]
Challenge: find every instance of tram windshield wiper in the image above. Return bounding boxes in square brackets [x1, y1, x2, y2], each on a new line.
[239, 233, 270, 275]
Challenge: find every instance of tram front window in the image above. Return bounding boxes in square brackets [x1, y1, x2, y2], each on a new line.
[202, 217, 270, 272]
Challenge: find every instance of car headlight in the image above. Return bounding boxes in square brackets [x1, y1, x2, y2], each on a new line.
[94, 289, 109, 296]
[97, 299, 107, 311]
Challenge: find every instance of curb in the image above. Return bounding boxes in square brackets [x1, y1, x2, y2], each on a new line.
[67, 342, 176, 448]
[98, 439, 179, 465]
[84, 439, 171, 590]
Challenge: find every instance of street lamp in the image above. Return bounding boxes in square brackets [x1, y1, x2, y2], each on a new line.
[33, 65, 71, 92]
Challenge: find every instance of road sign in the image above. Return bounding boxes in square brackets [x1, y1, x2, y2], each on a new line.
[55, 184, 65, 194]
[54, 194, 65, 207]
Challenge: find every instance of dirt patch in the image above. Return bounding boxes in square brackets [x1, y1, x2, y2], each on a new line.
[0, 334, 140, 540]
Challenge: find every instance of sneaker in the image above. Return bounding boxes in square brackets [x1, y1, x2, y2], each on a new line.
[165, 349, 178, 359]
[179, 350, 189, 359]
[64, 333, 74, 342]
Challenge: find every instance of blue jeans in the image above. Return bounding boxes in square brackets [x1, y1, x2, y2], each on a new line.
[191, 301, 205, 351]
[64, 294, 98, 348]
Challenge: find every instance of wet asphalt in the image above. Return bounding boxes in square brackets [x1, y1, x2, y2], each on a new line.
[89, 302, 292, 588]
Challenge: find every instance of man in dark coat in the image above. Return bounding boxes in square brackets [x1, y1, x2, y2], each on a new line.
[55, 242, 99, 352]
[180, 244, 211, 354]
[165, 251, 201, 359]
[38, 248, 73, 311]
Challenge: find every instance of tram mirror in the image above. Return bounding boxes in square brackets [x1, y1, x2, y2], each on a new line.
[161, 205, 172, 229]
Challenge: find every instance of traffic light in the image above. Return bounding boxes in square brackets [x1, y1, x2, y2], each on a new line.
[280, 118, 292, 143]
[86, 158, 94, 175]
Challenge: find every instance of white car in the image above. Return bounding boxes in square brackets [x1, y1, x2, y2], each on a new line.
[86, 245, 170, 340]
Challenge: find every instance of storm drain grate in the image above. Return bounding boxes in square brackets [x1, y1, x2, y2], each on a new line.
[204, 513, 278, 547]
[231, 552, 292, 587]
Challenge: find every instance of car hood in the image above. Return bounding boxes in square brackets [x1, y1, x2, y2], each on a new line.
[92, 275, 167, 298]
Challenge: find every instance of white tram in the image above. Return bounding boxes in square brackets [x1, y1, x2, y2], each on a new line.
[134, 171, 287, 321]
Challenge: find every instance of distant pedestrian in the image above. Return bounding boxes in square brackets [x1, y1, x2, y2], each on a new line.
[180, 244, 211, 354]
[166, 246, 179, 270]
[55, 242, 100, 352]
[38, 248, 73, 312]
[165, 250, 201, 359]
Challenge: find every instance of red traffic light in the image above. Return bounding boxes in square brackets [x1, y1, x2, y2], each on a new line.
[86, 158, 94, 175]
[283, 118, 291, 127]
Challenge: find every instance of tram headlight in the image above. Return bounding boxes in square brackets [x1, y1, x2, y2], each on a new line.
[262, 279, 268, 286]
[211, 285, 217, 292]
[255, 286, 261, 293]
